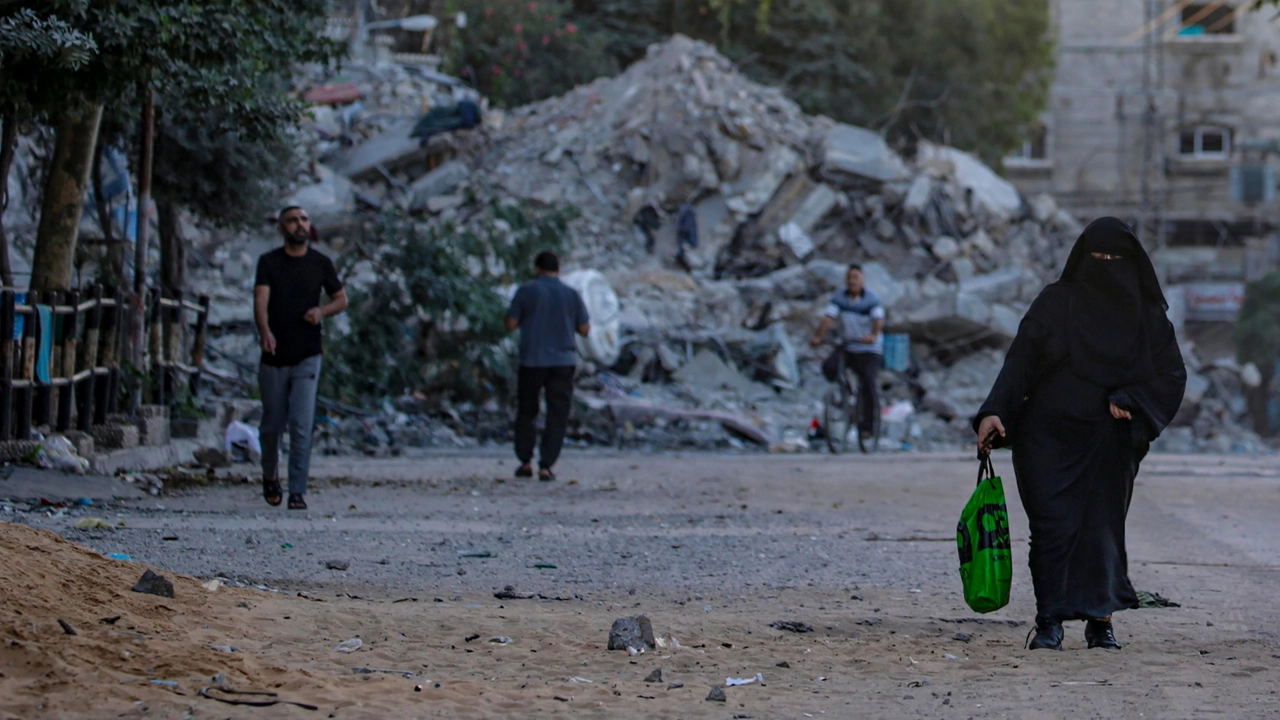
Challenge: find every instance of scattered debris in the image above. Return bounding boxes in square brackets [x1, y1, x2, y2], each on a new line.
[769, 620, 815, 633]
[706, 686, 727, 702]
[1136, 591, 1181, 609]
[353, 667, 416, 678]
[131, 569, 175, 599]
[57, 619, 76, 635]
[334, 638, 363, 653]
[73, 518, 111, 530]
[489, 636, 513, 644]
[667, 681, 685, 690]
[608, 615, 656, 652]
[726, 673, 764, 686]
[324, 559, 351, 571]
[643, 668, 663, 683]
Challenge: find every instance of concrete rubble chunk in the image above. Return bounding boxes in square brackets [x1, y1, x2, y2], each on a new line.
[917, 142, 1023, 219]
[608, 615, 656, 651]
[725, 145, 802, 215]
[930, 236, 960, 262]
[787, 183, 839, 233]
[672, 349, 761, 397]
[821, 123, 911, 182]
[286, 164, 356, 229]
[903, 175, 933, 213]
[409, 160, 470, 210]
[777, 222, 815, 263]
[131, 569, 175, 599]
[327, 118, 428, 181]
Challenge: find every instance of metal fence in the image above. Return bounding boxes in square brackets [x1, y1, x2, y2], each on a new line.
[0, 286, 210, 442]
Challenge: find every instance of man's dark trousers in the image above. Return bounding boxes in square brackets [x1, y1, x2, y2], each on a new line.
[515, 365, 575, 469]
[846, 351, 882, 433]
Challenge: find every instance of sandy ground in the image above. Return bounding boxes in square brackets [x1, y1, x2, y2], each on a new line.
[3, 450, 1280, 718]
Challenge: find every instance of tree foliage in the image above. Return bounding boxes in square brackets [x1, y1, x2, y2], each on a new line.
[444, 0, 614, 107]
[1237, 272, 1280, 372]
[322, 201, 573, 404]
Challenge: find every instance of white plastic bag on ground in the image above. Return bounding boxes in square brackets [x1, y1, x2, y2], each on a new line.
[45, 436, 89, 474]
[561, 269, 621, 367]
[224, 421, 262, 462]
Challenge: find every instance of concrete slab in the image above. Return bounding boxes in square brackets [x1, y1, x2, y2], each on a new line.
[89, 440, 201, 476]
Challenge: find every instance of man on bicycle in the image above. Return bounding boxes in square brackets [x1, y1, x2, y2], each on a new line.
[809, 264, 885, 439]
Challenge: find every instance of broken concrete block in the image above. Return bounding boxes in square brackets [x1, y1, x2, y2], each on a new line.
[673, 350, 757, 395]
[327, 118, 427, 181]
[821, 123, 910, 182]
[608, 615, 656, 651]
[930, 236, 960, 262]
[903, 174, 933, 213]
[63, 430, 94, 458]
[917, 142, 1022, 219]
[425, 194, 465, 214]
[131, 569, 175, 598]
[1184, 371, 1210, 406]
[92, 424, 139, 451]
[777, 222, 815, 263]
[965, 229, 995, 256]
[137, 406, 169, 447]
[1030, 193, 1058, 224]
[285, 164, 356, 230]
[193, 446, 232, 469]
[787, 183, 838, 233]
[724, 145, 801, 215]
[959, 268, 1032, 304]
[409, 160, 470, 210]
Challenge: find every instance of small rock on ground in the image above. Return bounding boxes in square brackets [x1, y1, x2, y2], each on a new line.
[643, 668, 662, 683]
[131, 569, 175, 598]
[706, 686, 727, 702]
[324, 559, 350, 571]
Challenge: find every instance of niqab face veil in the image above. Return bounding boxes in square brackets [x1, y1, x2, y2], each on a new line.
[1060, 217, 1165, 389]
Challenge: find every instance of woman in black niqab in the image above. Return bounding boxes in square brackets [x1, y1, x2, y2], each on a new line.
[974, 217, 1186, 651]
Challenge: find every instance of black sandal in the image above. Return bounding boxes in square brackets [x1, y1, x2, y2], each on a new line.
[515, 464, 534, 478]
[287, 493, 307, 510]
[263, 477, 283, 507]
[538, 469, 555, 482]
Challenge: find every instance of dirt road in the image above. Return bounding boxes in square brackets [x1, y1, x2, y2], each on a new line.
[6, 450, 1280, 718]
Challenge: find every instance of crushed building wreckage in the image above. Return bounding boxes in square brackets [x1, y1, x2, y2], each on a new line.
[183, 36, 1267, 455]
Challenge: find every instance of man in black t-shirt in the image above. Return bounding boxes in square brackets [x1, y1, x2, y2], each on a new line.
[254, 205, 348, 509]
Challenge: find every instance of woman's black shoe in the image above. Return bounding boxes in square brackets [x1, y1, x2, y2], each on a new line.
[1026, 619, 1064, 650]
[1085, 619, 1121, 649]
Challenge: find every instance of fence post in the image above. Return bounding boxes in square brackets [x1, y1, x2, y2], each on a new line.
[99, 286, 120, 423]
[190, 295, 210, 397]
[148, 288, 163, 407]
[79, 285, 102, 432]
[57, 289, 79, 432]
[18, 293, 35, 440]
[165, 289, 183, 403]
[0, 290, 13, 440]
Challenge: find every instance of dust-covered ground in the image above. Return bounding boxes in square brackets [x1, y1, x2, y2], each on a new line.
[4, 450, 1280, 718]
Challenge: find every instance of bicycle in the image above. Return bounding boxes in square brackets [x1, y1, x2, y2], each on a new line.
[822, 347, 881, 454]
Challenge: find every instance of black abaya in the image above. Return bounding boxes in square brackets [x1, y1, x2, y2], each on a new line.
[975, 283, 1186, 623]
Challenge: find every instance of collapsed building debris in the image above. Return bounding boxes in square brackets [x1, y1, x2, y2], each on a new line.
[49, 35, 1265, 456]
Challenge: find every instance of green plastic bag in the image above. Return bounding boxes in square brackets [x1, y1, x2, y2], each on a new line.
[957, 454, 1012, 613]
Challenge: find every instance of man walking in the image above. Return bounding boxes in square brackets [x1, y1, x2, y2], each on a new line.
[254, 205, 348, 509]
[504, 251, 590, 481]
[810, 264, 885, 450]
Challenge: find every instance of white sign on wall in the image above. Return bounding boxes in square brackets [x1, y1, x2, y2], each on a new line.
[1182, 282, 1245, 321]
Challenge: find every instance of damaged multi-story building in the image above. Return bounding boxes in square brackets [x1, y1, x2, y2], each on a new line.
[1006, 0, 1280, 367]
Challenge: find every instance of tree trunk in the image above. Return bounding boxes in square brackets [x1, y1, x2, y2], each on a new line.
[157, 199, 185, 295]
[0, 113, 17, 287]
[31, 104, 103, 293]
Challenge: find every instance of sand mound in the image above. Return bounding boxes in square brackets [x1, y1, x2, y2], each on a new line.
[0, 521, 279, 718]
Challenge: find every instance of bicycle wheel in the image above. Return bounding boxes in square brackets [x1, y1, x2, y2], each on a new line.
[823, 384, 853, 454]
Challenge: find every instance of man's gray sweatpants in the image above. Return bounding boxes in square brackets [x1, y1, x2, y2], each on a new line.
[259, 355, 321, 495]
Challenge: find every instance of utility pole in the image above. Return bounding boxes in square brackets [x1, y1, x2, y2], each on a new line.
[132, 88, 154, 392]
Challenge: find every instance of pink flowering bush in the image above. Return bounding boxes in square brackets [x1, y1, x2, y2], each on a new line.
[449, 0, 613, 107]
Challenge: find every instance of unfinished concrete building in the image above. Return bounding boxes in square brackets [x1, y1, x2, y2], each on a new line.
[1006, 0, 1280, 361]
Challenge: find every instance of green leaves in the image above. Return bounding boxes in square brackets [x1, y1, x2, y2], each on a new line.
[1237, 272, 1280, 371]
[321, 202, 575, 403]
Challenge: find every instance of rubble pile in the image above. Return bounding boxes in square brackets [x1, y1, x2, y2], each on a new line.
[182, 35, 1270, 454]
[6, 34, 1253, 455]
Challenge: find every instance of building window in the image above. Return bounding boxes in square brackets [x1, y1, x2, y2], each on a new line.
[1006, 125, 1048, 162]
[1179, 4, 1237, 35]
[1179, 127, 1231, 158]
